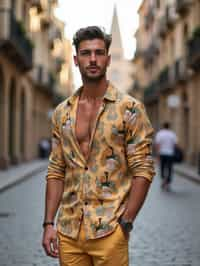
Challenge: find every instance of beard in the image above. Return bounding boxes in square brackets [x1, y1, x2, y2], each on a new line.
[81, 71, 106, 82]
[79, 63, 108, 82]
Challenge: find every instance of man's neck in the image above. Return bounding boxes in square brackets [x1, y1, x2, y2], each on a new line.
[80, 78, 108, 101]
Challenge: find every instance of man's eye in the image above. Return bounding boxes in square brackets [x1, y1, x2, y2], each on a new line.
[96, 50, 106, 55]
[80, 51, 90, 56]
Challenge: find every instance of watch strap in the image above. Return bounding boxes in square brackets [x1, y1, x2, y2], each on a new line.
[118, 217, 133, 232]
[43, 221, 54, 228]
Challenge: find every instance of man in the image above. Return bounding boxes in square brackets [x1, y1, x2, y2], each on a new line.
[155, 122, 177, 190]
[42, 26, 155, 266]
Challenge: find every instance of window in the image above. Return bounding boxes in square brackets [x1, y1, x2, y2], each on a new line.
[156, 0, 160, 9]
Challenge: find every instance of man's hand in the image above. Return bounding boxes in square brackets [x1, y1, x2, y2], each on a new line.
[42, 225, 59, 258]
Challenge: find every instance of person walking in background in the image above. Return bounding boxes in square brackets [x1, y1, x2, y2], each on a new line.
[155, 122, 177, 191]
[42, 26, 155, 266]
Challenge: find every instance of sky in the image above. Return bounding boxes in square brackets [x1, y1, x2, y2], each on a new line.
[55, 0, 142, 86]
[55, 0, 142, 59]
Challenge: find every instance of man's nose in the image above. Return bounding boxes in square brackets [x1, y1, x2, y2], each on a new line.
[90, 52, 97, 62]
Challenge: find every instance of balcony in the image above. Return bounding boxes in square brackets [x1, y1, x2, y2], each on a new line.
[167, 58, 188, 86]
[145, 8, 155, 30]
[32, 65, 55, 95]
[144, 81, 159, 104]
[175, 58, 188, 82]
[53, 91, 66, 106]
[40, 12, 51, 30]
[48, 25, 62, 49]
[176, 0, 193, 15]
[188, 33, 200, 71]
[0, 9, 33, 72]
[52, 56, 65, 73]
[30, 0, 43, 13]
[144, 42, 159, 66]
[166, 5, 178, 29]
[158, 16, 167, 39]
[158, 66, 171, 92]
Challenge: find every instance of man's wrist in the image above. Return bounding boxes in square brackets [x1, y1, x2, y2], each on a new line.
[122, 210, 135, 223]
[42, 221, 54, 228]
[118, 216, 133, 233]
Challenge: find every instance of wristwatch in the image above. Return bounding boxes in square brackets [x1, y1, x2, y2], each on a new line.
[42, 221, 54, 228]
[118, 217, 133, 233]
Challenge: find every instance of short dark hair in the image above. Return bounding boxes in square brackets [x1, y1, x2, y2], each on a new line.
[163, 122, 170, 129]
[73, 26, 112, 53]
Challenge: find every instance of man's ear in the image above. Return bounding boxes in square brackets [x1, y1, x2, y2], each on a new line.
[74, 55, 78, 66]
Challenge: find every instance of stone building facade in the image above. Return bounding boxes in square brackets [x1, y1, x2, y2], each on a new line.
[132, 0, 200, 166]
[0, 0, 73, 169]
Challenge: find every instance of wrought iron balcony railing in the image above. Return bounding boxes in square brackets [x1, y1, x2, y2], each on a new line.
[40, 11, 51, 30]
[144, 81, 159, 103]
[145, 8, 155, 30]
[0, 8, 33, 72]
[158, 66, 171, 92]
[144, 42, 159, 65]
[176, 0, 193, 15]
[30, 0, 43, 13]
[158, 15, 168, 39]
[168, 58, 188, 86]
[32, 65, 55, 94]
[187, 34, 200, 71]
[48, 25, 62, 48]
[166, 5, 178, 29]
[54, 57, 65, 73]
[175, 58, 188, 82]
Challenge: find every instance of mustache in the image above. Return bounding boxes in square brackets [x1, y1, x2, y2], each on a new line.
[86, 64, 100, 69]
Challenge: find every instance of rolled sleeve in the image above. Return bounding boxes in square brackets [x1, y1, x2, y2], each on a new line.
[46, 108, 65, 181]
[124, 102, 155, 182]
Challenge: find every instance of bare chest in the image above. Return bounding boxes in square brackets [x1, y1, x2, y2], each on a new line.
[75, 100, 103, 150]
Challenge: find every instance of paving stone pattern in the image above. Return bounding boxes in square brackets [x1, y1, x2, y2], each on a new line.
[0, 169, 200, 266]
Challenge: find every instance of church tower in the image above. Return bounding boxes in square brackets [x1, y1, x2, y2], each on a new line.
[107, 6, 133, 92]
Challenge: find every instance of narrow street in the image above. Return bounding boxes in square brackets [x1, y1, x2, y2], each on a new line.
[0, 169, 200, 266]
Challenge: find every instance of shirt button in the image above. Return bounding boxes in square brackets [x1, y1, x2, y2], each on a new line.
[85, 166, 88, 170]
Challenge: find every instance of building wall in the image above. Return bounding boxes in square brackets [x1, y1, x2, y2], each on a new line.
[0, 0, 73, 169]
[132, 0, 200, 166]
[0, 54, 33, 166]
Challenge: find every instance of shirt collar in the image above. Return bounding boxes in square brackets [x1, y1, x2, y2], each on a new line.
[67, 82, 118, 106]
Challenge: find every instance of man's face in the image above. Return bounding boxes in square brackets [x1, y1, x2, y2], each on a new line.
[74, 39, 111, 81]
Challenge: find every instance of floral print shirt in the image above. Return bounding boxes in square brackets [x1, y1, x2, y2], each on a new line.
[47, 83, 155, 240]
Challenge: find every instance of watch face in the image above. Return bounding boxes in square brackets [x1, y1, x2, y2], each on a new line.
[125, 223, 133, 232]
[119, 218, 133, 232]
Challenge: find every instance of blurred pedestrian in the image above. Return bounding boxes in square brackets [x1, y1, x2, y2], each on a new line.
[155, 122, 177, 190]
[42, 26, 155, 266]
[39, 138, 50, 158]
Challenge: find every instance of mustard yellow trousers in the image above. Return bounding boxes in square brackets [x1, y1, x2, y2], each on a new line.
[57, 223, 129, 266]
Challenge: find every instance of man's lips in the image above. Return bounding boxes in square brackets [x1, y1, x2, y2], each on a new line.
[87, 66, 99, 71]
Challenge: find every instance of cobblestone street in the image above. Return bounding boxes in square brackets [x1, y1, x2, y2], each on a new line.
[0, 169, 200, 266]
